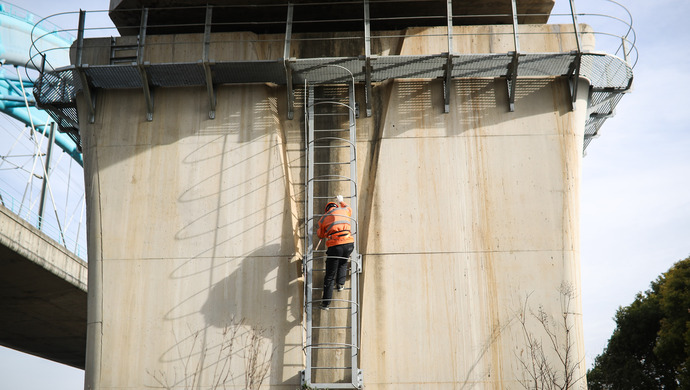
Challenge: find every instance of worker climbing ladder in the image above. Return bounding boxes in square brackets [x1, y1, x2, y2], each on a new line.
[302, 67, 363, 389]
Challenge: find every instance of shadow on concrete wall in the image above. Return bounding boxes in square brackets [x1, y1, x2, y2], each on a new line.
[146, 114, 301, 388]
[200, 242, 301, 388]
[79, 74, 310, 388]
[151, 240, 300, 388]
[153, 208, 300, 389]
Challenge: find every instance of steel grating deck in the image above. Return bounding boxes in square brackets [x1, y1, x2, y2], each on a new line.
[35, 51, 632, 152]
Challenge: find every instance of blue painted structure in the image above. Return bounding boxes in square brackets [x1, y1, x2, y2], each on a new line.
[0, 1, 82, 165]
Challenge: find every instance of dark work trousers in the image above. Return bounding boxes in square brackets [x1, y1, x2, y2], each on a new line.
[321, 242, 355, 307]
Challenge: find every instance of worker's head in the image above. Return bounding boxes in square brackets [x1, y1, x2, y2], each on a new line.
[325, 202, 338, 212]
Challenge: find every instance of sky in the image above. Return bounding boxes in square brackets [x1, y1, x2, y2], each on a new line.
[1, 0, 689, 388]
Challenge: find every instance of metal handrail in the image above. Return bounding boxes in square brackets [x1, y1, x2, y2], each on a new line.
[27, 0, 638, 76]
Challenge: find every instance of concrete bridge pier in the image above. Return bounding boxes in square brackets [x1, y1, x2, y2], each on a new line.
[75, 19, 597, 390]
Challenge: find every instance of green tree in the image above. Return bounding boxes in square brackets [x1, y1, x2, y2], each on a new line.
[587, 256, 690, 389]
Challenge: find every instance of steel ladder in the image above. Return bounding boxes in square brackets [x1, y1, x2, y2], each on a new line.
[301, 71, 363, 389]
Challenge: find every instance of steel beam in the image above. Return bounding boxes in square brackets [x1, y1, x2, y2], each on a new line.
[284, 3, 294, 120]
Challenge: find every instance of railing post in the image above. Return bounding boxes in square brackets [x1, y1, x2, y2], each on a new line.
[137, 7, 154, 121]
[568, 0, 582, 53]
[363, 0, 373, 117]
[202, 5, 216, 119]
[443, 0, 454, 113]
[622, 37, 629, 64]
[567, 0, 582, 110]
[35, 54, 46, 109]
[284, 3, 294, 120]
[75, 9, 96, 122]
[76, 10, 85, 67]
[511, 0, 520, 53]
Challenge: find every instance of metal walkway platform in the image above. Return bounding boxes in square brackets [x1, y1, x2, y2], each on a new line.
[35, 51, 632, 148]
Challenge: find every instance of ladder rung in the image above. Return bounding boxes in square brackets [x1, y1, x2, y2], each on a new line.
[312, 103, 350, 108]
[313, 145, 351, 149]
[305, 342, 359, 350]
[314, 129, 350, 132]
[313, 99, 349, 103]
[313, 95, 348, 99]
[314, 162, 351, 165]
[313, 326, 351, 330]
[308, 382, 361, 389]
[314, 113, 349, 117]
[312, 178, 352, 182]
[312, 366, 353, 370]
[307, 383, 361, 389]
[111, 58, 136, 63]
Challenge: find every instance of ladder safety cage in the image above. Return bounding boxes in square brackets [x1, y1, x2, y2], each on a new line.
[302, 64, 363, 389]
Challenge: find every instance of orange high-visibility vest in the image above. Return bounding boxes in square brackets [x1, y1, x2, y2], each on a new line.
[317, 203, 355, 247]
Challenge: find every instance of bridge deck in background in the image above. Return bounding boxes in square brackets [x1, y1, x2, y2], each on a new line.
[0, 204, 87, 369]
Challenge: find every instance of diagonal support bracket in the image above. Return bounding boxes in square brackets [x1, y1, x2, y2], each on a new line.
[284, 59, 294, 120]
[566, 51, 582, 111]
[506, 51, 520, 112]
[506, 0, 520, 112]
[363, 57, 373, 117]
[76, 67, 97, 123]
[137, 65, 154, 122]
[202, 64, 216, 119]
[443, 53, 453, 113]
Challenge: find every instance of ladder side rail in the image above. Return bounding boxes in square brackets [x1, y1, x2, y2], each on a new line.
[303, 82, 316, 386]
[346, 80, 362, 388]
